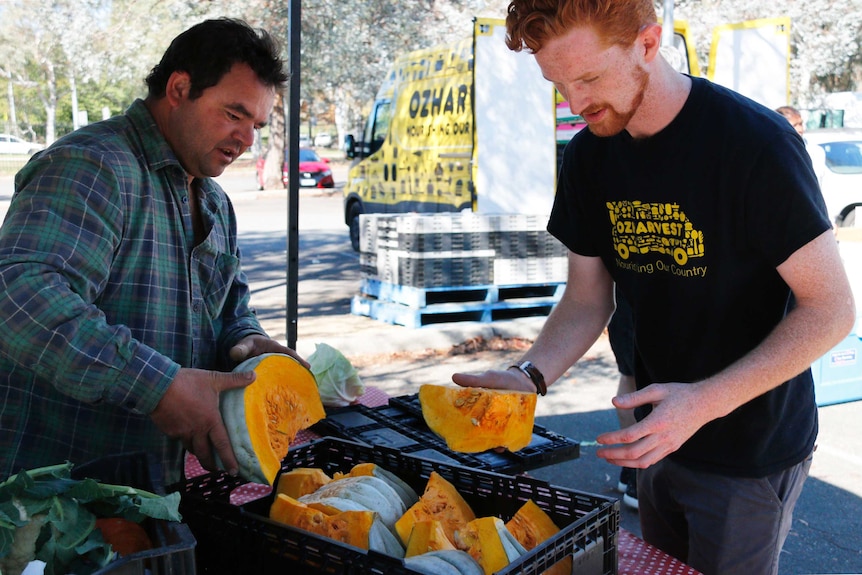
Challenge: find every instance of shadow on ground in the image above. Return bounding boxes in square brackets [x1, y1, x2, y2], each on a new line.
[238, 229, 358, 325]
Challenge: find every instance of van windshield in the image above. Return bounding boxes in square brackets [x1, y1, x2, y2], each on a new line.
[366, 100, 392, 155]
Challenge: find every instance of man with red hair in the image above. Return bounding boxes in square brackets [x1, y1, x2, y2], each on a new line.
[453, 2, 854, 573]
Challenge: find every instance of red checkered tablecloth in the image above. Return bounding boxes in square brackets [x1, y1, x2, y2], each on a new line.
[183, 386, 702, 575]
[618, 530, 703, 575]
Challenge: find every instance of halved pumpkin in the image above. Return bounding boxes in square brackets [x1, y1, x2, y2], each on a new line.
[505, 499, 570, 575]
[275, 467, 332, 499]
[270, 493, 375, 549]
[404, 519, 457, 557]
[418, 384, 536, 453]
[221, 353, 325, 485]
[454, 516, 526, 575]
[395, 471, 475, 546]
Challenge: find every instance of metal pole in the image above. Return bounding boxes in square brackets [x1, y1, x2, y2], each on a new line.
[286, 0, 300, 349]
[661, 0, 675, 47]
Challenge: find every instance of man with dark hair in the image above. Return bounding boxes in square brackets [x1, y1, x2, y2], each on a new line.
[453, 1, 854, 573]
[144, 17, 288, 100]
[0, 18, 293, 484]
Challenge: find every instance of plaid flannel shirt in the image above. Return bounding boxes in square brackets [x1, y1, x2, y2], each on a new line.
[0, 99, 265, 482]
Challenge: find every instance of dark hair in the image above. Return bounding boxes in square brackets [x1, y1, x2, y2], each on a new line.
[506, 0, 656, 53]
[145, 18, 288, 99]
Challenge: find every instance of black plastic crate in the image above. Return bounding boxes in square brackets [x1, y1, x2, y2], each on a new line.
[314, 398, 579, 474]
[71, 452, 196, 575]
[178, 438, 618, 575]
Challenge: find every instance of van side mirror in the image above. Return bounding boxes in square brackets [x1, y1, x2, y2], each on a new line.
[344, 134, 356, 159]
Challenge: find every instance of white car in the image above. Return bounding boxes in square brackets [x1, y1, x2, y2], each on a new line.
[313, 133, 333, 148]
[805, 128, 862, 227]
[0, 133, 43, 155]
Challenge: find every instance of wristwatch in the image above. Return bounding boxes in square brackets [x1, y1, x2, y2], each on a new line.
[509, 360, 547, 396]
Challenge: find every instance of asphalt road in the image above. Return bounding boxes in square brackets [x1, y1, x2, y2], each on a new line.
[1, 159, 861, 574]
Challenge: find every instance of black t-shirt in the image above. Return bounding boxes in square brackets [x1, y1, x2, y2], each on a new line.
[549, 76, 830, 477]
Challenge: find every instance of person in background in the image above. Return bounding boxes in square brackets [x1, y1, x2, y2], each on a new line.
[776, 105, 806, 137]
[453, 1, 854, 574]
[0, 18, 295, 485]
[607, 291, 638, 510]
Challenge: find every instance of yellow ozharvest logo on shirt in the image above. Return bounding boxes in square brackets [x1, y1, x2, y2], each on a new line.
[607, 200, 705, 266]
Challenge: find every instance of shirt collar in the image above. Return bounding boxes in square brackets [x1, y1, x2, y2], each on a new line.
[125, 99, 184, 174]
[126, 99, 225, 204]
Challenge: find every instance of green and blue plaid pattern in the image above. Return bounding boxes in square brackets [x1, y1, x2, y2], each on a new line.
[0, 100, 265, 482]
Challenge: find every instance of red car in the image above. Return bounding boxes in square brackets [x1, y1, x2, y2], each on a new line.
[256, 147, 334, 189]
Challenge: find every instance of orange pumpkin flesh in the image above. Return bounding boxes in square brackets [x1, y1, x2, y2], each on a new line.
[276, 467, 332, 499]
[506, 500, 571, 575]
[244, 355, 325, 478]
[395, 471, 475, 546]
[404, 519, 457, 557]
[270, 493, 375, 549]
[418, 384, 536, 453]
[455, 516, 513, 575]
[224, 353, 326, 485]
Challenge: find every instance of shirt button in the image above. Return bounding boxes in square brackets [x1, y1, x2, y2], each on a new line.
[193, 301, 201, 313]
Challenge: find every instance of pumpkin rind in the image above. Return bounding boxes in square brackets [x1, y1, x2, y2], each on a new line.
[345, 463, 420, 509]
[299, 475, 405, 529]
[506, 500, 571, 575]
[395, 471, 475, 546]
[222, 353, 325, 485]
[304, 495, 371, 516]
[403, 553, 466, 575]
[418, 384, 536, 453]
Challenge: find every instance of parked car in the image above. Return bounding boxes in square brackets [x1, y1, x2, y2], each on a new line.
[313, 133, 333, 148]
[256, 147, 335, 190]
[0, 133, 43, 155]
[806, 128, 862, 227]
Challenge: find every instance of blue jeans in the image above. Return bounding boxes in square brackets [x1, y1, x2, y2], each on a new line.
[638, 453, 813, 575]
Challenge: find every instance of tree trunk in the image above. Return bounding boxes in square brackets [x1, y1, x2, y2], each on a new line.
[263, 91, 287, 190]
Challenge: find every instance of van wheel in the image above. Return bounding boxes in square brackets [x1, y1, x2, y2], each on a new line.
[348, 203, 362, 252]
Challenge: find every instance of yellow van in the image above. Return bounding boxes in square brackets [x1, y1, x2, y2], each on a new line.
[343, 16, 788, 251]
[343, 18, 558, 251]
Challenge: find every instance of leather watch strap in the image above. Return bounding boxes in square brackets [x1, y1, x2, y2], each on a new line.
[510, 360, 547, 396]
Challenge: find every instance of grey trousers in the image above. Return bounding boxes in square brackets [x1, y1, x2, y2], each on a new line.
[638, 452, 813, 575]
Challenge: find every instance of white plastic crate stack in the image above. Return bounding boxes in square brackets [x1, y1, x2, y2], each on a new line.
[352, 212, 568, 327]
